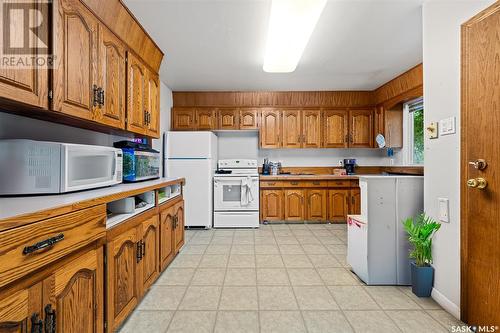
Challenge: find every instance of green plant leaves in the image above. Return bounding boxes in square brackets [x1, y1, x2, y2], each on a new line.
[402, 213, 441, 267]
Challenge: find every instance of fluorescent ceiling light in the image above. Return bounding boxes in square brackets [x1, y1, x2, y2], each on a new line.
[263, 0, 327, 73]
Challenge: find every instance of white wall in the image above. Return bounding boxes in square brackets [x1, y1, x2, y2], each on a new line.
[422, 0, 495, 318]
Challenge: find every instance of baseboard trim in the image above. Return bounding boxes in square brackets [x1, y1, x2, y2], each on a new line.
[432, 287, 461, 319]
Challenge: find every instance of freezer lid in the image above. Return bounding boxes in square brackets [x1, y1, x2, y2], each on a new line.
[166, 131, 218, 159]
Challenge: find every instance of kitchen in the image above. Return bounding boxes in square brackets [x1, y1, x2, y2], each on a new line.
[0, 0, 499, 332]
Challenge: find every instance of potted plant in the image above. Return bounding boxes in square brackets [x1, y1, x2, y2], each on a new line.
[402, 213, 441, 297]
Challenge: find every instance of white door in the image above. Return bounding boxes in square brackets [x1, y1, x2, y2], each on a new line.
[213, 176, 259, 211]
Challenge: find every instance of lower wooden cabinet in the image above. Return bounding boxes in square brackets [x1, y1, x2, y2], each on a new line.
[306, 189, 327, 221]
[159, 205, 176, 271]
[350, 188, 361, 214]
[328, 189, 350, 222]
[173, 201, 185, 253]
[284, 189, 305, 221]
[261, 190, 284, 221]
[0, 282, 43, 333]
[140, 216, 160, 293]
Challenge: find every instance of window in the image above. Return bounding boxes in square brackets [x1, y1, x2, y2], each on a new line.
[405, 98, 424, 165]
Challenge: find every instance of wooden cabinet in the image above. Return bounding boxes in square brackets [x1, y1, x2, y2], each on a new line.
[349, 109, 374, 148]
[281, 109, 321, 148]
[173, 201, 185, 253]
[282, 110, 302, 148]
[261, 190, 284, 221]
[284, 189, 305, 221]
[350, 188, 361, 214]
[159, 205, 175, 271]
[260, 109, 281, 148]
[140, 216, 160, 292]
[219, 108, 239, 130]
[0, 283, 43, 333]
[145, 70, 160, 138]
[196, 108, 217, 130]
[323, 109, 349, 148]
[375, 105, 403, 148]
[126, 52, 148, 136]
[306, 189, 327, 221]
[240, 109, 260, 129]
[172, 107, 196, 130]
[328, 189, 350, 222]
[302, 110, 322, 148]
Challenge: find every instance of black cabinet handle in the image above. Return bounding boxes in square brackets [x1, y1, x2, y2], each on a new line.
[100, 88, 105, 107]
[136, 241, 142, 263]
[23, 234, 64, 255]
[93, 84, 99, 107]
[30, 312, 43, 333]
[44, 304, 56, 333]
[141, 240, 146, 257]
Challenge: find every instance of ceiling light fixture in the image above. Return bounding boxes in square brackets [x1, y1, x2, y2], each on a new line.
[263, 0, 327, 73]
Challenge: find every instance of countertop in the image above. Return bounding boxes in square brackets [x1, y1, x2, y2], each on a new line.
[260, 174, 360, 181]
[0, 177, 184, 230]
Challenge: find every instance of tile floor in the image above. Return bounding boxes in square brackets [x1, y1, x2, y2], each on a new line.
[118, 223, 463, 333]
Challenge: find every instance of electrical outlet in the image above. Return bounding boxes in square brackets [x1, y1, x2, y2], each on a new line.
[438, 198, 449, 223]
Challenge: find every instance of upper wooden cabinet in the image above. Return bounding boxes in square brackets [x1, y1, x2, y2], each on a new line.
[172, 107, 196, 130]
[146, 70, 161, 137]
[219, 108, 239, 130]
[323, 109, 349, 148]
[302, 110, 322, 148]
[240, 109, 260, 129]
[126, 52, 148, 136]
[260, 109, 282, 148]
[374, 105, 403, 148]
[282, 110, 302, 148]
[349, 109, 374, 148]
[196, 108, 217, 130]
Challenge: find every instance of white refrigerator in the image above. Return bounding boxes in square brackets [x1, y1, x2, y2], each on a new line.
[166, 132, 217, 229]
[347, 175, 424, 285]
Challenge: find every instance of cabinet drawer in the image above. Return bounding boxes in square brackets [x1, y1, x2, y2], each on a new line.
[0, 205, 106, 288]
[284, 180, 328, 187]
[260, 181, 283, 188]
[328, 180, 352, 187]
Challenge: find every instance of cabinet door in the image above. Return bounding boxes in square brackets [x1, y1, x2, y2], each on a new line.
[302, 110, 322, 148]
[282, 110, 302, 148]
[240, 109, 260, 129]
[350, 188, 361, 215]
[106, 227, 140, 331]
[284, 189, 305, 221]
[126, 52, 148, 135]
[140, 216, 160, 292]
[218, 108, 239, 130]
[261, 190, 284, 221]
[328, 189, 350, 222]
[260, 109, 281, 148]
[349, 109, 374, 148]
[306, 189, 327, 221]
[173, 201, 185, 253]
[0, 283, 43, 333]
[45, 247, 104, 333]
[0, 1, 48, 109]
[53, 0, 98, 120]
[323, 109, 348, 148]
[196, 108, 217, 130]
[97, 25, 126, 129]
[172, 108, 196, 130]
[160, 206, 175, 271]
[146, 70, 160, 138]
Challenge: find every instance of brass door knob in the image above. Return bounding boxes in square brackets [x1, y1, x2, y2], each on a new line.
[467, 178, 488, 189]
[468, 159, 487, 170]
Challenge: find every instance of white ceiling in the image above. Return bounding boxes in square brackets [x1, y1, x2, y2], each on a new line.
[123, 0, 423, 91]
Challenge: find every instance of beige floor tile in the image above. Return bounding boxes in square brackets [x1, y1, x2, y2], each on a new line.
[282, 254, 313, 268]
[180, 244, 207, 254]
[138, 286, 187, 310]
[167, 311, 216, 333]
[214, 311, 259, 333]
[178, 286, 221, 310]
[258, 286, 299, 310]
[256, 254, 284, 267]
[119, 310, 173, 333]
[191, 268, 226, 285]
[257, 268, 290, 285]
[210, 236, 233, 245]
[365, 286, 420, 310]
[255, 244, 280, 254]
[426, 309, 465, 330]
[170, 254, 202, 268]
[311, 230, 334, 237]
[205, 244, 231, 254]
[228, 254, 256, 267]
[344, 310, 401, 333]
[326, 244, 348, 254]
[271, 224, 291, 230]
[279, 244, 305, 254]
[219, 286, 258, 310]
[155, 268, 195, 286]
[328, 286, 380, 310]
[224, 268, 257, 286]
[188, 237, 212, 245]
[302, 310, 353, 333]
[215, 230, 235, 236]
[293, 286, 339, 310]
[233, 236, 255, 245]
[307, 254, 343, 268]
[274, 230, 294, 237]
[317, 268, 359, 285]
[317, 236, 345, 245]
[398, 286, 442, 309]
[260, 311, 306, 333]
[296, 236, 322, 245]
[387, 310, 448, 332]
[198, 254, 229, 268]
[254, 237, 277, 245]
[291, 229, 314, 237]
[302, 244, 329, 254]
[231, 244, 255, 254]
[287, 268, 324, 286]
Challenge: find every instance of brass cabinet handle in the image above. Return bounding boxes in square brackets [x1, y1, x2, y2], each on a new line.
[23, 234, 64, 255]
[312, 181, 320, 185]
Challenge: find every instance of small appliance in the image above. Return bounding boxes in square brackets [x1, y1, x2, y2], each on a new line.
[114, 141, 160, 182]
[0, 140, 122, 195]
[343, 159, 357, 175]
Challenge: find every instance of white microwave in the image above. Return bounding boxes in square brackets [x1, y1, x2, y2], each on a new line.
[0, 140, 123, 195]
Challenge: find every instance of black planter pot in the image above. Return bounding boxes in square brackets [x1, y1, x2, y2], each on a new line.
[410, 262, 434, 297]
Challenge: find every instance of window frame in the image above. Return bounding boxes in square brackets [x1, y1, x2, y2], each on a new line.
[403, 97, 424, 166]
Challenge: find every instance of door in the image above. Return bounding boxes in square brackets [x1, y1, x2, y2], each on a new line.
[172, 108, 196, 130]
[160, 205, 175, 270]
[323, 109, 348, 148]
[0, 1, 48, 108]
[44, 247, 104, 333]
[140, 216, 160, 292]
[196, 108, 217, 130]
[240, 109, 260, 129]
[302, 110, 322, 148]
[349, 109, 374, 148]
[282, 110, 302, 148]
[349, 188, 361, 215]
[173, 201, 185, 253]
[461, 4, 500, 325]
[219, 108, 239, 130]
[53, 0, 98, 120]
[261, 190, 284, 221]
[97, 25, 126, 129]
[126, 52, 148, 135]
[146, 70, 160, 138]
[328, 189, 350, 222]
[307, 189, 327, 221]
[106, 227, 140, 330]
[284, 189, 305, 221]
[0, 283, 43, 333]
[260, 109, 281, 148]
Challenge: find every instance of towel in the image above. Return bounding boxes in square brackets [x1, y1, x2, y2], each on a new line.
[240, 176, 254, 206]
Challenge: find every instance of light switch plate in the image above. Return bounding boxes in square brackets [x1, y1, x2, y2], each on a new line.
[439, 117, 456, 136]
[438, 198, 449, 223]
[426, 122, 438, 139]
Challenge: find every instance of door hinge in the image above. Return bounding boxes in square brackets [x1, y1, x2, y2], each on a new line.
[104, 321, 107, 330]
[103, 253, 107, 265]
[48, 90, 53, 99]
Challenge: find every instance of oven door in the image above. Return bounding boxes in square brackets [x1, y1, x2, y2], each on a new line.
[213, 176, 259, 211]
